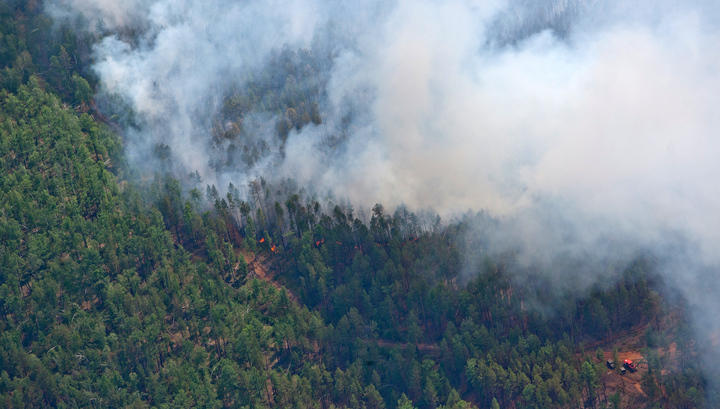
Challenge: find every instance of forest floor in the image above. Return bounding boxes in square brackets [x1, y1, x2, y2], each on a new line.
[599, 338, 650, 408]
[570, 321, 650, 407]
[240, 250, 443, 355]
[590, 316, 681, 408]
[240, 250, 301, 305]
[236, 247, 680, 409]
[375, 339, 440, 355]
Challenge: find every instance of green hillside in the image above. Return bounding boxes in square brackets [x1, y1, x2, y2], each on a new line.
[0, 2, 711, 408]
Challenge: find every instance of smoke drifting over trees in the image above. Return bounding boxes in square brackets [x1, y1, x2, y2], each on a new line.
[48, 0, 720, 391]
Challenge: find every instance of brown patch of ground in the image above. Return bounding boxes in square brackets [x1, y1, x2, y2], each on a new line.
[591, 313, 684, 408]
[599, 354, 648, 408]
[576, 323, 653, 407]
[240, 251, 300, 305]
[375, 340, 440, 355]
[660, 342, 679, 376]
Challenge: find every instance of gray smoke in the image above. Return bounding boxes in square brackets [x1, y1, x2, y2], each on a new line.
[48, 0, 720, 394]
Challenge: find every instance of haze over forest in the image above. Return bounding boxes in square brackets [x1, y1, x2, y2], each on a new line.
[53, 0, 720, 367]
[1, 0, 719, 407]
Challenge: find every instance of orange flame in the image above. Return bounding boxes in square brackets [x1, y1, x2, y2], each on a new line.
[259, 237, 265, 243]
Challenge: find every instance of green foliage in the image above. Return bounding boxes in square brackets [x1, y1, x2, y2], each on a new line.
[173, 175, 709, 409]
[0, 74, 333, 409]
[0, 2, 96, 101]
[0, 4, 710, 408]
[73, 74, 92, 105]
[398, 394, 416, 409]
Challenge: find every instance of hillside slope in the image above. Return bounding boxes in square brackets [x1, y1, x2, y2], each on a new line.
[0, 2, 712, 408]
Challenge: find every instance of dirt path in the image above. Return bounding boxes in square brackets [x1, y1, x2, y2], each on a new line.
[240, 251, 301, 305]
[237, 250, 442, 355]
[375, 339, 440, 355]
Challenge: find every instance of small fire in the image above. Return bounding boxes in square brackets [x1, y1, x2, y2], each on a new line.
[259, 237, 265, 243]
[271, 244, 277, 252]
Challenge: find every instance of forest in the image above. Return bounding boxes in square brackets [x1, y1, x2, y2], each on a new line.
[0, 1, 715, 408]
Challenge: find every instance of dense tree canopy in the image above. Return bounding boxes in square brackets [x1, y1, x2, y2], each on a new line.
[0, 2, 713, 408]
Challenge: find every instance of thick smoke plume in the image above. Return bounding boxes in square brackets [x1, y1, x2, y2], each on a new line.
[48, 0, 720, 393]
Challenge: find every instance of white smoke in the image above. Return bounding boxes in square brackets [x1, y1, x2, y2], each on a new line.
[48, 0, 720, 392]
[45, 0, 155, 31]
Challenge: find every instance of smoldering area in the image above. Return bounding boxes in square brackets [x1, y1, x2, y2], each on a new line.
[47, 0, 720, 394]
